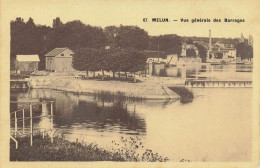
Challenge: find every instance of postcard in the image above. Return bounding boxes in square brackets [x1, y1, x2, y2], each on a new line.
[0, 0, 259, 168]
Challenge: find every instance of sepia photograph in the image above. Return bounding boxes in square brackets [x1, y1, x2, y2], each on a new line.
[0, 0, 259, 168]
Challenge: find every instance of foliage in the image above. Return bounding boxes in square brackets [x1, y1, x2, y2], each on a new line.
[194, 43, 207, 62]
[103, 26, 119, 48]
[235, 42, 253, 60]
[10, 17, 106, 70]
[186, 39, 194, 44]
[72, 48, 100, 72]
[72, 47, 147, 80]
[149, 34, 182, 55]
[10, 135, 169, 162]
[186, 48, 196, 58]
[112, 136, 169, 162]
[10, 134, 125, 161]
[116, 26, 149, 50]
[168, 87, 194, 103]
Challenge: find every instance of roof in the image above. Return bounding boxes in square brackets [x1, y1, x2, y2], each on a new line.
[45, 47, 73, 57]
[16, 55, 40, 62]
[144, 50, 167, 59]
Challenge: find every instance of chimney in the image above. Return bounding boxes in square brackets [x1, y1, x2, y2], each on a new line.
[209, 29, 212, 51]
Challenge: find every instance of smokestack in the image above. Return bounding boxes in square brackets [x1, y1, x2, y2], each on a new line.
[209, 29, 212, 51]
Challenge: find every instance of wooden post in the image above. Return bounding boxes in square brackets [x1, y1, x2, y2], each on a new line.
[15, 112, 17, 138]
[50, 102, 53, 143]
[43, 129, 45, 139]
[30, 103, 33, 146]
[22, 109, 25, 134]
[10, 136, 18, 149]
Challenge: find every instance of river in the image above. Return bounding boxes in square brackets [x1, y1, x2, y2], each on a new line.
[10, 87, 252, 162]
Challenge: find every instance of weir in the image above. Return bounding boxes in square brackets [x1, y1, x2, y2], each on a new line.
[185, 80, 252, 88]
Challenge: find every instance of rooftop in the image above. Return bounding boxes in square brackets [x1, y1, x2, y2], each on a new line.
[45, 47, 73, 57]
[16, 55, 40, 62]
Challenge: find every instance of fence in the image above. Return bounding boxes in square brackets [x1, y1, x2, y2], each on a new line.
[10, 101, 54, 149]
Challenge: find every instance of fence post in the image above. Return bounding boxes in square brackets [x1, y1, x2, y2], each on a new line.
[30, 103, 33, 146]
[15, 112, 17, 138]
[22, 109, 25, 134]
[50, 102, 53, 143]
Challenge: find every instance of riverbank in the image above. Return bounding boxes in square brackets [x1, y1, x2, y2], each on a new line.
[28, 74, 181, 100]
[10, 135, 168, 161]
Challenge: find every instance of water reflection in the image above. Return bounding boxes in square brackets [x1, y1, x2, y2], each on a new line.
[160, 64, 252, 81]
[10, 88, 252, 162]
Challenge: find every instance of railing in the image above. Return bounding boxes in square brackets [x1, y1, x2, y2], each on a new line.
[10, 101, 54, 149]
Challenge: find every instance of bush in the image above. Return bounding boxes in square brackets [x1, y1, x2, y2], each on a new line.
[168, 87, 194, 103]
[111, 136, 169, 162]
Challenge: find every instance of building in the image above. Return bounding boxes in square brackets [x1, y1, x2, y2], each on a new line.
[180, 43, 199, 57]
[164, 54, 178, 65]
[143, 50, 167, 75]
[248, 35, 253, 46]
[239, 33, 245, 43]
[144, 50, 167, 63]
[208, 48, 236, 63]
[206, 30, 236, 63]
[45, 48, 75, 72]
[16, 55, 40, 74]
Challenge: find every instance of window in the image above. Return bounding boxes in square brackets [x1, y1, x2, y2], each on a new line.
[70, 54, 74, 56]
[61, 54, 64, 56]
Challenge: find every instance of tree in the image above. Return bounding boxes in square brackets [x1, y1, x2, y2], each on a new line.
[149, 35, 182, 55]
[117, 49, 146, 81]
[236, 42, 253, 60]
[194, 43, 207, 62]
[186, 39, 193, 44]
[116, 26, 149, 50]
[104, 26, 118, 48]
[72, 48, 100, 78]
[52, 20, 106, 50]
[186, 48, 196, 58]
[53, 17, 63, 29]
[10, 17, 43, 70]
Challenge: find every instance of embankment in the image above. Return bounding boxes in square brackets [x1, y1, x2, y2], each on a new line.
[28, 75, 180, 100]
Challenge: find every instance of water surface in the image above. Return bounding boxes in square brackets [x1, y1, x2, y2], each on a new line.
[10, 88, 252, 162]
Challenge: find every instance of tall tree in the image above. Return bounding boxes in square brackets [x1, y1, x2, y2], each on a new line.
[53, 17, 63, 29]
[116, 26, 149, 50]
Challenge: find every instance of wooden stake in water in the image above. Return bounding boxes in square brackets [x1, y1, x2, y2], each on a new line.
[30, 103, 33, 146]
[50, 102, 53, 143]
[22, 109, 25, 134]
[15, 112, 17, 138]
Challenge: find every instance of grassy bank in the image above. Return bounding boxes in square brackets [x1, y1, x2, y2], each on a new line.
[10, 135, 168, 162]
[168, 87, 194, 103]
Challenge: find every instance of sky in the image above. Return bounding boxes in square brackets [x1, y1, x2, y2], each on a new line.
[2, 0, 260, 38]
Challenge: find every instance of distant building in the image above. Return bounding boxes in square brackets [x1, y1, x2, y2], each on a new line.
[164, 54, 178, 65]
[143, 50, 167, 75]
[180, 43, 199, 57]
[45, 48, 75, 72]
[248, 35, 253, 46]
[239, 33, 245, 43]
[144, 50, 167, 63]
[16, 54, 40, 74]
[208, 48, 236, 63]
